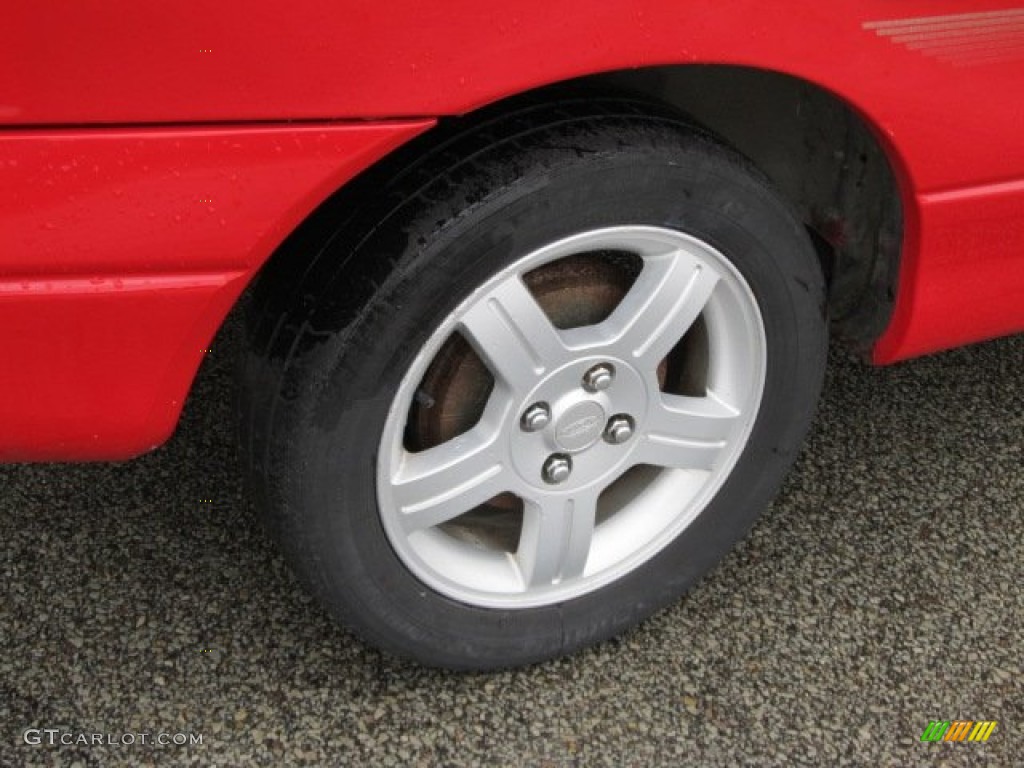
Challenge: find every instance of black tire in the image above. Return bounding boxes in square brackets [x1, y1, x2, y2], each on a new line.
[239, 97, 827, 669]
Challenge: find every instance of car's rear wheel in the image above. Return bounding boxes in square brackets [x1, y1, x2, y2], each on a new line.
[240, 99, 827, 669]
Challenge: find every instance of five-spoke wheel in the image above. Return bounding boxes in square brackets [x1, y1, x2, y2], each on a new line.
[378, 226, 765, 608]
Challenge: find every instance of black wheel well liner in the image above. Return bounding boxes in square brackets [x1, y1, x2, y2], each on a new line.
[257, 65, 904, 351]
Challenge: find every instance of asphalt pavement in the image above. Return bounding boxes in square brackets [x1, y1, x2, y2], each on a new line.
[2, 316, 1021, 767]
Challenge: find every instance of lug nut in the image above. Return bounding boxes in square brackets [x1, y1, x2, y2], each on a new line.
[521, 402, 551, 432]
[604, 414, 635, 445]
[542, 454, 572, 484]
[582, 363, 615, 392]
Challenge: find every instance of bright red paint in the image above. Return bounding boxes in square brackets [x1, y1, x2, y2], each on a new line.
[0, 122, 431, 459]
[2, 2, 1023, 459]
[875, 179, 1024, 362]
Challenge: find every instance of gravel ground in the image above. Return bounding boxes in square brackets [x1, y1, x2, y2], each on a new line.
[1, 317, 1021, 767]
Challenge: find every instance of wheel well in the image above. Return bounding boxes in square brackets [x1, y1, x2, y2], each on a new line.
[255, 65, 904, 351]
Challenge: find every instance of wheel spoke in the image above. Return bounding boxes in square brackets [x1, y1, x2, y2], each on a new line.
[458, 275, 567, 395]
[391, 426, 510, 532]
[516, 489, 599, 588]
[635, 392, 741, 471]
[608, 249, 720, 366]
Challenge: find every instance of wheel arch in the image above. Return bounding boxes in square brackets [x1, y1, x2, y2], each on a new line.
[251, 63, 908, 352]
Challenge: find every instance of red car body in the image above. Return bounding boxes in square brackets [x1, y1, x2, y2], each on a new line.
[3, 1, 1023, 460]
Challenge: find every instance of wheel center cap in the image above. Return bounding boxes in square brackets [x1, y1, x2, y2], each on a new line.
[554, 401, 606, 453]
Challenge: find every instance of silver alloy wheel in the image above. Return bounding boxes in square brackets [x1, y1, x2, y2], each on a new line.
[377, 226, 767, 608]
